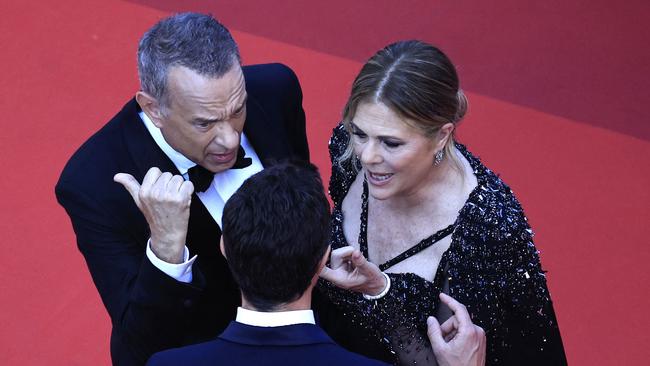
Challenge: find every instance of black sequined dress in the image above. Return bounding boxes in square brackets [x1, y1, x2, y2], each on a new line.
[317, 124, 567, 366]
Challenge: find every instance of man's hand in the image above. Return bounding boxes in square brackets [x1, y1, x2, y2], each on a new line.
[114, 167, 194, 264]
[427, 293, 486, 366]
[319, 246, 387, 296]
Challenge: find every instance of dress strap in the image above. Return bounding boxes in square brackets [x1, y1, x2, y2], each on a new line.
[359, 178, 455, 272]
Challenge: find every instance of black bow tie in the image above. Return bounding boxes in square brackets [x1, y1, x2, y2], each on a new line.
[187, 146, 252, 193]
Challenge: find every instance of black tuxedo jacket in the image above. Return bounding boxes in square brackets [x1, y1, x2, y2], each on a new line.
[55, 64, 309, 365]
[146, 321, 389, 366]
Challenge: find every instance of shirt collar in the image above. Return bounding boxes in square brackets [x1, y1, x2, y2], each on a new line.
[139, 111, 196, 175]
[236, 307, 315, 327]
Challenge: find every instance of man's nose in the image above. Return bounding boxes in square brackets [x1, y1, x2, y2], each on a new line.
[212, 122, 241, 150]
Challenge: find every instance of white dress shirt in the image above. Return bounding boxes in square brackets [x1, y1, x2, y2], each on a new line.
[140, 111, 263, 282]
[236, 307, 316, 327]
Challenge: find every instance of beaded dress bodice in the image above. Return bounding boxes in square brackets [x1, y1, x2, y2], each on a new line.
[318, 124, 567, 366]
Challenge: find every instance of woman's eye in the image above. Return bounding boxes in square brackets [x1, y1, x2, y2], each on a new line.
[352, 131, 367, 138]
[384, 140, 402, 148]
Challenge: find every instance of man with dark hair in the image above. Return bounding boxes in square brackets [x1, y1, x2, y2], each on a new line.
[146, 162, 388, 365]
[55, 13, 308, 365]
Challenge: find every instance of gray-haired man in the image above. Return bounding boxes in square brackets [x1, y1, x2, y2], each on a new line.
[56, 13, 308, 365]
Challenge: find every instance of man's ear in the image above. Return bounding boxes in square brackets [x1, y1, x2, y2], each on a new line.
[317, 245, 331, 273]
[135, 91, 166, 128]
[219, 237, 227, 259]
[310, 245, 331, 285]
[434, 122, 455, 151]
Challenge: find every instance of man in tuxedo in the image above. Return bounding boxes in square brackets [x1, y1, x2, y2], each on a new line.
[146, 162, 389, 365]
[55, 13, 308, 365]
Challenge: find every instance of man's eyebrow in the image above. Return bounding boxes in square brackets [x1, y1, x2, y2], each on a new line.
[235, 96, 248, 110]
[192, 96, 249, 123]
[192, 117, 221, 124]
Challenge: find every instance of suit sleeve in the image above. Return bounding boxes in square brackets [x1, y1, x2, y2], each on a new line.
[55, 178, 207, 364]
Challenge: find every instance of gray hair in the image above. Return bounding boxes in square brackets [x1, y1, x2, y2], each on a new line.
[137, 13, 241, 109]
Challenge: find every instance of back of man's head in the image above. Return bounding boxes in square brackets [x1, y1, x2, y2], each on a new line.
[137, 12, 240, 107]
[222, 162, 331, 311]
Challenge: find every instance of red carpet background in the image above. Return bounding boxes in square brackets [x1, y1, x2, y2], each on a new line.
[1, 0, 648, 365]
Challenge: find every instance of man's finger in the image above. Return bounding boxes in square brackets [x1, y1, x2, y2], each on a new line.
[167, 174, 185, 192]
[439, 293, 473, 331]
[114, 173, 141, 205]
[141, 167, 162, 190]
[153, 172, 173, 194]
[179, 180, 194, 203]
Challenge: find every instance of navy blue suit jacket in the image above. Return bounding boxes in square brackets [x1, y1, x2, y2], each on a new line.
[55, 64, 309, 365]
[146, 322, 390, 366]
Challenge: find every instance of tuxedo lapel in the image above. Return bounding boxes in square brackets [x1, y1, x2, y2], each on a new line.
[244, 94, 292, 166]
[120, 99, 180, 180]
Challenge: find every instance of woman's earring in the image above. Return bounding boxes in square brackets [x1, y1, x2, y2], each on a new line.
[434, 150, 444, 166]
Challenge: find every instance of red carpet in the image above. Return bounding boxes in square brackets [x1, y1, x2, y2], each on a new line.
[1, 0, 648, 365]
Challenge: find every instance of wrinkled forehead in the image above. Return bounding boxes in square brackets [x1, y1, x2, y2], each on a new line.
[166, 65, 246, 110]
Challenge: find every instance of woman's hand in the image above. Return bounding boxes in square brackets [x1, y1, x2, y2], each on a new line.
[427, 293, 486, 366]
[319, 246, 388, 296]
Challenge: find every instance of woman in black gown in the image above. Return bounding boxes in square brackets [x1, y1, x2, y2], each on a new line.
[318, 40, 567, 365]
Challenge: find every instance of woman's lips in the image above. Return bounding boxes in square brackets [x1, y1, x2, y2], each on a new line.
[367, 171, 394, 186]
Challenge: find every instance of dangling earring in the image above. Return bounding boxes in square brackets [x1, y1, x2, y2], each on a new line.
[434, 150, 444, 166]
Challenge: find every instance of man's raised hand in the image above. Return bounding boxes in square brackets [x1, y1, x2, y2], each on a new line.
[114, 167, 194, 264]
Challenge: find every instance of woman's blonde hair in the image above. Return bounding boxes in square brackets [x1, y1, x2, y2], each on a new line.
[339, 40, 468, 172]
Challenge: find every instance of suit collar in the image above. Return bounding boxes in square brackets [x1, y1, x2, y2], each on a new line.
[120, 98, 180, 180]
[243, 93, 291, 165]
[236, 307, 315, 327]
[139, 110, 196, 175]
[219, 321, 335, 346]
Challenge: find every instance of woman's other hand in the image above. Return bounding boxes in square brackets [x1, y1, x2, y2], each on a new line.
[427, 293, 486, 366]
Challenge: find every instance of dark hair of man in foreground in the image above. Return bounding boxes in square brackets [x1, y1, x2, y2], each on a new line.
[221, 161, 331, 311]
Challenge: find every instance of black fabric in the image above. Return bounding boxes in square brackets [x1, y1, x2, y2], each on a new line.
[55, 63, 309, 366]
[187, 146, 253, 193]
[232, 145, 253, 169]
[187, 165, 213, 193]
